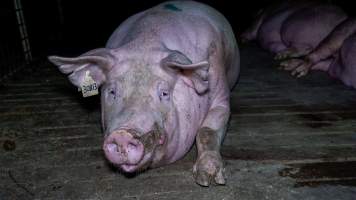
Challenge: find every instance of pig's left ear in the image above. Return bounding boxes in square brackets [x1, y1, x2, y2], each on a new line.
[48, 48, 115, 88]
[162, 51, 209, 94]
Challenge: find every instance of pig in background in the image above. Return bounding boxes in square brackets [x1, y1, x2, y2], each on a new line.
[242, 1, 356, 89]
[281, 17, 356, 89]
[48, 1, 240, 187]
[241, 0, 347, 59]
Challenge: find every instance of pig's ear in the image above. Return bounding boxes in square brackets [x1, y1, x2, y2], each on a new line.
[48, 48, 115, 88]
[162, 51, 209, 94]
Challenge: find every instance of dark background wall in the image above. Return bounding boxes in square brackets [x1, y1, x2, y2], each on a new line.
[4, 0, 356, 62]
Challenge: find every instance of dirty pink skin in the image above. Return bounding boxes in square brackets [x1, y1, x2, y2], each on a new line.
[241, 1, 347, 60]
[48, 1, 239, 187]
[281, 17, 356, 88]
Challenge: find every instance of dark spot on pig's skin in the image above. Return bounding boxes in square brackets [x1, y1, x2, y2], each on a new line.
[208, 42, 217, 56]
[3, 140, 16, 151]
[163, 4, 182, 12]
[186, 113, 191, 120]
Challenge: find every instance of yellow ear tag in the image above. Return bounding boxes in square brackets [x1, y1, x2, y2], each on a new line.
[80, 71, 99, 97]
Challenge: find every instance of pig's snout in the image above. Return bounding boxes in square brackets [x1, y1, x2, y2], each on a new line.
[103, 130, 144, 167]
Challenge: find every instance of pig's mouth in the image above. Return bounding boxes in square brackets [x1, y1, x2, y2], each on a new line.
[103, 128, 165, 173]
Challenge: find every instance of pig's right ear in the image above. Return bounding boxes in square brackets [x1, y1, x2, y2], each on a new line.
[48, 48, 115, 88]
[162, 51, 210, 94]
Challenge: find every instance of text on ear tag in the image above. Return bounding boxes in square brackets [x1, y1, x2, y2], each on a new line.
[80, 71, 99, 97]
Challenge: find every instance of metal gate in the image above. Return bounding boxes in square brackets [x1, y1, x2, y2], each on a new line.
[0, 0, 31, 83]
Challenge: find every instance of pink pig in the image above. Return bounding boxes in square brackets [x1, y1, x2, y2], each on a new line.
[48, 1, 240, 186]
[281, 17, 356, 88]
[241, 1, 347, 60]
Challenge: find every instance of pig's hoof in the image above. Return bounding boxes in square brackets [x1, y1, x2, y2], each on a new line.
[279, 58, 304, 71]
[275, 50, 292, 60]
[193, 151, 225, 186]
[275, 48, 306, 61]
[291, 65, 310, 78]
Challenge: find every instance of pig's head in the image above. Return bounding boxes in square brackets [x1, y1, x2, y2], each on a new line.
[48, 47, 209, 172]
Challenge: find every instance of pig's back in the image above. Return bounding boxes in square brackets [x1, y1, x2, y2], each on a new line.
[165, 1, 239, 87]
[107, 1, 239, 88]
[281, 4, 347, 48]
[257, 2, 312, 46]
[155, 1, 239, 88]
[108, 1, 234, 55]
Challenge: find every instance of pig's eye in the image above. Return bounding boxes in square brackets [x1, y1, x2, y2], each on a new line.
[157, 81, 170, 102]
[159, 90, 170, 101]
[107, 88, 117, 100]
[109, 89, 115, 96]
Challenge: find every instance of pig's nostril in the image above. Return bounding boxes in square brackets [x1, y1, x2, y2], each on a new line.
[127, 141, 138, 152]
[107, 143, 118, 153]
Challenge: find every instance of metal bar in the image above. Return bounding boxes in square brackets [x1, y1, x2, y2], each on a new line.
[14, 0, 32, 64]
[0, 0, 30, 82]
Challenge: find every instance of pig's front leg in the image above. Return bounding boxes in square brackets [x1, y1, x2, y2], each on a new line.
[280, 57, 333, 78]
[281, 18, 356, 77]
[193, 98, 230, 186]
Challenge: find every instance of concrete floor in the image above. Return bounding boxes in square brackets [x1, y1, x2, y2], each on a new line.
[1, 44, 356, 199]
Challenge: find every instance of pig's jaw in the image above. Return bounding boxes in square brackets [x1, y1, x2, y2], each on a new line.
[119, 143, 165, 173]
[120, 152, 154, 172]
[122, 146, 164, 173]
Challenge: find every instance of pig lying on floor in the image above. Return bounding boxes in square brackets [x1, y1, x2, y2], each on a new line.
[280, 17, 356, 89]
[242, 1, 356, 89]
[48, 1, 240, 186]
[241, 1, 347, 60]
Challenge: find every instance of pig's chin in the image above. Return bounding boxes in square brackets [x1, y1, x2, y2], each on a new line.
[119, 152, 155, 173]
[118, 136, 166, 173]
